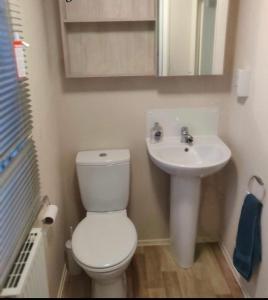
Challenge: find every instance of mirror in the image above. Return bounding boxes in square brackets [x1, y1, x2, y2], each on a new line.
[158, 0, 229, 76]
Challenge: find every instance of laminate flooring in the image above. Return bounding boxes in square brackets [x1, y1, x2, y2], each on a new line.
[62, 243, 243, 298]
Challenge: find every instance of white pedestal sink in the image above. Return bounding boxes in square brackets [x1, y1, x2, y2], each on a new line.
[147, 136, 231, 268]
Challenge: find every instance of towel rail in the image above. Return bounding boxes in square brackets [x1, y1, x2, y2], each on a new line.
[247, 175, 266, 202]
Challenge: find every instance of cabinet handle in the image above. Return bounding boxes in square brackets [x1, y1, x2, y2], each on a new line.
[66, 0, 72, 3]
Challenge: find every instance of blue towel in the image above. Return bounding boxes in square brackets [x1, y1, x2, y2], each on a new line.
[233, 194, 263, 281]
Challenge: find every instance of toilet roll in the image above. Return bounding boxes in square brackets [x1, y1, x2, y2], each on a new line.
[42, 205, 58, 225]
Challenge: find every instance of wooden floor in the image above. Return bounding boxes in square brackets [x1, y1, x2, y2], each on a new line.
[63, 243, 243, 298]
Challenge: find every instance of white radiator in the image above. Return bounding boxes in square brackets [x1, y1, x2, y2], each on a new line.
[1, 228, 49, 298]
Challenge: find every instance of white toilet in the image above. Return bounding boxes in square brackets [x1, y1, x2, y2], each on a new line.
[72, 149, 137, 298]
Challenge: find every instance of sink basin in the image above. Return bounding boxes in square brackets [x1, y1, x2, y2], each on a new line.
[147, 135, 231, 268]
[147, 136, 231, 177]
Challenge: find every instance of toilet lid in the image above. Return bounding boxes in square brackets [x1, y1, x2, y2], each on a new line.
[72, 213, 137, 269]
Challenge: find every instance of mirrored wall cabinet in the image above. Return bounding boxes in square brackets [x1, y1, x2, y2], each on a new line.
[59, 0, 230, 78]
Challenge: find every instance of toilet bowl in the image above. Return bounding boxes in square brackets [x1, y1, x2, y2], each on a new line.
[73, 149, 137, 298]
[72, 211, 137, 298]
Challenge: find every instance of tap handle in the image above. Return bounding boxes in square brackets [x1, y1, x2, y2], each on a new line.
[181, 126, 188, 134]
[154, 130, 162, 139]
[151, 122, 163, 143]
[188, 136, 194, 144]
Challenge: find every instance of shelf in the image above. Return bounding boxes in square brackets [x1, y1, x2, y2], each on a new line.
[63, 18, 156, 23]
[65, 73, 156, 78]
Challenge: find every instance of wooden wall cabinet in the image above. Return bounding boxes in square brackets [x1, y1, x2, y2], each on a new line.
[59, 0, 157, 78]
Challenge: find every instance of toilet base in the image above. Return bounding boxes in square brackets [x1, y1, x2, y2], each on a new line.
[91, 273, 127, 298]
[78, 245, 135, 298]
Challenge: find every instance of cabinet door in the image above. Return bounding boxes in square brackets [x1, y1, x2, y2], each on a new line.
[63, 0, 156, 21]
[66, 22, 156, 77]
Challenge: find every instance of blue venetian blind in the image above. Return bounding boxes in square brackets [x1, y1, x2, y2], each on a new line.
[0, 0, 40, 289]
[0, 0, 32, 163]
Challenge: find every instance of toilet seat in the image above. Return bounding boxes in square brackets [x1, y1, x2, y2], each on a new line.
[75, 245, 136, 274]
[72, 211, 137, 271]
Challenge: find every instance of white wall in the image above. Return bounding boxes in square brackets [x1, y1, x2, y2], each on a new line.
[21, 1, 65, 297]
[221, 0, 268, 297]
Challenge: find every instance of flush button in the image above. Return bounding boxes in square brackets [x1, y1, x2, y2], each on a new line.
[99, 153, 107, 157]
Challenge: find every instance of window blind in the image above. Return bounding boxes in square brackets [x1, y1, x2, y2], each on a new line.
[0, 0, 41, 289]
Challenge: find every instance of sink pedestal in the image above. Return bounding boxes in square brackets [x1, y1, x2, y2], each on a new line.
[170, 176, 201, 268]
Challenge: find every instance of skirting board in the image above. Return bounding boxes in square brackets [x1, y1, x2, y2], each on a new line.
[219, 242, 250, 298]
[138, 239, 171, 247]
[138, 237, 219, 247]
[57, 264, 67, 299]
